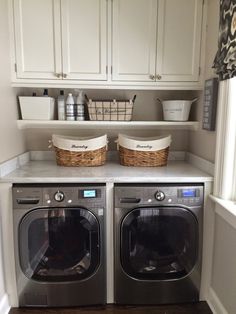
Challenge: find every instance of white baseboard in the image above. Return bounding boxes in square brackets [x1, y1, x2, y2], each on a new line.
[207, 287, 228, 314]
[0, 294, 10, 314]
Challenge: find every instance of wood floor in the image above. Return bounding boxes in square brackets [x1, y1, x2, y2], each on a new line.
[10, 302, 212, 314]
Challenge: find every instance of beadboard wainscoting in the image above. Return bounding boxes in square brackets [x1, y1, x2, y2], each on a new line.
[205, 196, 236, 314]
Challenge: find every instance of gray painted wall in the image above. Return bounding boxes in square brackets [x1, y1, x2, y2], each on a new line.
[0, 0, 25, 302]
[188, 0, 220, 163]
[0, 1, 25, 164]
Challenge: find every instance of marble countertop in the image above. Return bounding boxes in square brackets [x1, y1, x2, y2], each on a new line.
[1, 160, 213, 183]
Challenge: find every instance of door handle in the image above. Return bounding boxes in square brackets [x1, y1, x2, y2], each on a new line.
[120, 198, 141, 204]
[16, 198, 40, 205]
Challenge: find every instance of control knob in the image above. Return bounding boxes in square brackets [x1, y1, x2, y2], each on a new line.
[54, 191, 65, 202]
[155, 190, 165, 201]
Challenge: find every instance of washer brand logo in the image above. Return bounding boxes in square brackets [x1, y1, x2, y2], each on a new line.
[71, 144, 88, 149]
[136, 144, 152, 149]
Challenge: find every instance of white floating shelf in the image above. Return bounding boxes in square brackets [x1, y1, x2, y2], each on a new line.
[17, 120, 199, 130]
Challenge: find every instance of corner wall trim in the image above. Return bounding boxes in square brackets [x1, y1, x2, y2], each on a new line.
[207, 287, 228, 314]
[0, 294, 10, 314]
[186, 152, 215, 176]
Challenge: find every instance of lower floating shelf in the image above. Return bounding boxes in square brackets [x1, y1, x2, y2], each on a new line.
[17, 120, 199, 130]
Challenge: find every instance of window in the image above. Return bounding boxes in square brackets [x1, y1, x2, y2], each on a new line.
[214, 77, 236, 201]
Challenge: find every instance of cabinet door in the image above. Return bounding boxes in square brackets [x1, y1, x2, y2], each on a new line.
[112, 0, 157, 82]
[156, 0, 203, 82]
[61, 0, 107, 80]
[13, 0, 62, 79]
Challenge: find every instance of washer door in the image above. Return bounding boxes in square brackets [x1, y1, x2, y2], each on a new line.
[121, 207, 198, 280]
[19, 207, 100, 282]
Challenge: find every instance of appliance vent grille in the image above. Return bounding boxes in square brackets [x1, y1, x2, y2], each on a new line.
[24, 293, 48, 306]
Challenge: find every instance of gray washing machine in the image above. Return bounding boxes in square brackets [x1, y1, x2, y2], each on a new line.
[114, 183, 204, 305]
[13, 184, 106, 307]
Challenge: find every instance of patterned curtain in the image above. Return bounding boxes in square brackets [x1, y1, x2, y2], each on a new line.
[213, 0, 236, 80]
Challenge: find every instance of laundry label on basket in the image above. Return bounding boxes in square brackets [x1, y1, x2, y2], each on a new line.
[118, 134, 172, 152]
[71, 144, 88, 150]
[136, 144, 153, 150]
[52, 134, 107, 152]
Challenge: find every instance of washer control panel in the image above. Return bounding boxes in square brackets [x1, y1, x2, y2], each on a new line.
[13, 184, 106, 209]
[115, 184, 204, 208]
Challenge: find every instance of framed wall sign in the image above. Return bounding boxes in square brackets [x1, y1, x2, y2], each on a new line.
[202, 78, 219, 131]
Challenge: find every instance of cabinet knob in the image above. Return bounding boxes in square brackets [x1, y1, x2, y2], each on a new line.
[63, 73, 68, 78]
[149, 74, 155, 80]
[55, 73, 61, 78]
[156, 74, 162, 80]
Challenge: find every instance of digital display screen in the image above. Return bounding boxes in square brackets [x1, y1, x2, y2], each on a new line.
[83, 190, 97, 198]
[181, 189, 196, 198]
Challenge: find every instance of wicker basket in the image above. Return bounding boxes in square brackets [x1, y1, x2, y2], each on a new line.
[117, 134, 171, 167]
[51, 134, 107, 167]
[87, 96, 136, 121]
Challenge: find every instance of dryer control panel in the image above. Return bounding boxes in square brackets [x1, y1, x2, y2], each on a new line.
[115, 184, 204, 208]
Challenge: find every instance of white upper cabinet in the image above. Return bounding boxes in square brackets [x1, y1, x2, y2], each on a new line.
[112, 0, 203, 82]
[61, 0, 107, 80]
[11, 0, 205, 87]
[156, 0, 203, 82]
[13, 0, 62, 79]
[13, 0, 107, 80]
[112, 0, 157, 82]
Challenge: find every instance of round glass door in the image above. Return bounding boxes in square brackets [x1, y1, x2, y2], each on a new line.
[19, 207, 100, 282]
[121, 207, 198, 280]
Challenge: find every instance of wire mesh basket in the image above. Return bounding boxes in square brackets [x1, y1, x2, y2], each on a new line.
[87, 95, 136, 121]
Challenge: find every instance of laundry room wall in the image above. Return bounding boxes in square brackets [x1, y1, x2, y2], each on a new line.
[188, 0, 220, 163]
[0, 0, 26, 306]
[198, 3, 236, 313]
[0, 0, 26, 164]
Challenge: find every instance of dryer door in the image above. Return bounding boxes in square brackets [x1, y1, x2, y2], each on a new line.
[19, 207, 100, 282]
[121, 206, 198, 280]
